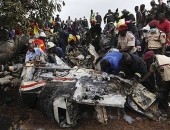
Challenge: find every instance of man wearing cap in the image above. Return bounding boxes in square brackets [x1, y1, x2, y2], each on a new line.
[140, 53, 170, 112]
[141, 25, 150, 56]
[96, 12, 102, 26]
[142, 51, 158, 92]
[117, 24, 137, 54]
[46, 42, 65, 62]
[145, 20, 166, 54]
[32, 31, 46, 52]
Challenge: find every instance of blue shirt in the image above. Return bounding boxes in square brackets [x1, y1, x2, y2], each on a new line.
[102, 51, 122, 75]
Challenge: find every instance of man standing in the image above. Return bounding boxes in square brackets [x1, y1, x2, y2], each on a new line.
[157, 13, 170, 51]
[150, 0, 158, 20]
[140, 54, 170, 112]
[82, 16, 89, 29]
[117, 24, 137, 54]
[140, 4, 148, 27]
[96, 12, 102, 26]
[145, 20, 166, 54]
[104, 9, 116, 24]
[90, 10, 96, 27]
[157, 0, 167, 17]
[134, 6, 142, 31]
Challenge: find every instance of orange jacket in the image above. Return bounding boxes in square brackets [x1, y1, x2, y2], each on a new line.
[32, 39, 46, 52]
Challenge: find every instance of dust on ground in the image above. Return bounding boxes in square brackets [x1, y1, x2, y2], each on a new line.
[0, 102, 170, 130]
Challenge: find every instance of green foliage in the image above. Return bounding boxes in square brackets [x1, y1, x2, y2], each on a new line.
[0, 0, 65, 28]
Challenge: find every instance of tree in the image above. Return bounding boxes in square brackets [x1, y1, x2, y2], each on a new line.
[0, 0, 65, 28]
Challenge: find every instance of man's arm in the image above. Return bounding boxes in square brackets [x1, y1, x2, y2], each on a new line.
[103, 14, 107, 24]
[143, 42, 148, 54]
[119, 46, 133, 52]
[139, 71, 153, 82]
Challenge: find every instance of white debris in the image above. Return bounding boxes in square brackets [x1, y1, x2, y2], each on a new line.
[123, 114, 135, 124]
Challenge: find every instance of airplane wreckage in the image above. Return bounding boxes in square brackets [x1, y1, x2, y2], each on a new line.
[12, 54, 166, 128]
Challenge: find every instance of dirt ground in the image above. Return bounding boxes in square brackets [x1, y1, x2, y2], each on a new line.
[0, 102, 170, 130]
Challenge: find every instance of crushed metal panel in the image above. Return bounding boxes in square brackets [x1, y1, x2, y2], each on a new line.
[53, 97, 79, 127]
[131, 83, 156, 111]
[73, 76, 126, 108]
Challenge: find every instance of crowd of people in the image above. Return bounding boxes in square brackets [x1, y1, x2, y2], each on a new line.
[0, 0, 170, 113]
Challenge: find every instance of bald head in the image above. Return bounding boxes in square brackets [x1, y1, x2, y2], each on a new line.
[100, 59, 110, 71]
[121, 53, 132, 65]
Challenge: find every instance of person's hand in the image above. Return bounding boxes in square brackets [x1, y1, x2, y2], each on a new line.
[138, 79, 144, 83]
[119, 73, 125, 78]
[133, 77, 138, 83]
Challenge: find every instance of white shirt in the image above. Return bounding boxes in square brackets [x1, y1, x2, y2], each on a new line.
[25, 47, 46, 63]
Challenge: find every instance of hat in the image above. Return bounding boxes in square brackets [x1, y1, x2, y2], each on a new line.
[46, 42, 55, 49]
[28, 39, 34, 44]
[118, 24, 128, 31]
[39, 31, 46, 37]
[143, 51, 155, 60]
[149, 20, 158, 27]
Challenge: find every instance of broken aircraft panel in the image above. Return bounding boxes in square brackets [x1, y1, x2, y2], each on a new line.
[19, 55, 165, 128]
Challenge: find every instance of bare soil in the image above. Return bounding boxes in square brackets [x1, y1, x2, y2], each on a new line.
[0, 102, 170, 130]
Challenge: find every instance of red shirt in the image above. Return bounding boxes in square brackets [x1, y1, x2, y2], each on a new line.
[32, 39, 46, 52]
[157, 19, 170, 44]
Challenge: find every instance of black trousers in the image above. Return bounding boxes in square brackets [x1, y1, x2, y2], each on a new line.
[158, 81, 170, 111]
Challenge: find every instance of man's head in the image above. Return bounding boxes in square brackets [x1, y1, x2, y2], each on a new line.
[118, 24, 128, 37]
[28, 44, 35, 52]
[150, 0, 156, 6]
[120, 53, 132, 65]
[143, 51, 155, 65]
[46, 42, 55, 53]
[100, 59, 110, 71]
[158, 13, 166, 23]
[122, 9, 129, 16]
[140, 4, 145, 12]
[108, 9, 111, 13]
[135, 6, 139, 12]
[158, 0, 163, 4]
